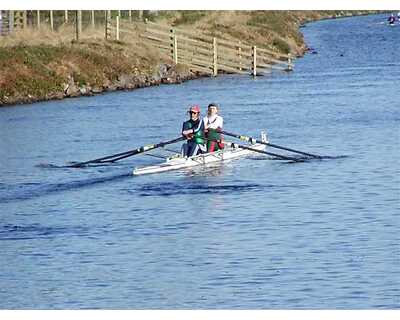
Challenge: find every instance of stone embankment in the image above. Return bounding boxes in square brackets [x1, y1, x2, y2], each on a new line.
[61, 64, 205, 101]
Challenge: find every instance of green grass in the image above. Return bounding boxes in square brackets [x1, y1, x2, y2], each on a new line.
[0, 33, 165, 105]
[272, 37, 290, 54]
[0, 45, 65, 99]
[247, 11, 288, 35]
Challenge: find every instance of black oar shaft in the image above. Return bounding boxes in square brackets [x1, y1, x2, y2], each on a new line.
[69, 148, 144, 167]
[69, 136, 185, 168]
[100, 149, 147, 163]
[221, 130, 321, 159]
[233, 143, 300, 161]
[263, 142, 321, 158]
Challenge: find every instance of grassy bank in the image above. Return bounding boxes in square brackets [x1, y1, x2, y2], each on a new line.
[0, 11, 375, 106]
[154, 11, 374, 55]
[0, 25, 166, 105]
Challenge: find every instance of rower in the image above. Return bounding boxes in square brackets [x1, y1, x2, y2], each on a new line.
[181, 105, 206, 157]
[203, 103, 224, 152]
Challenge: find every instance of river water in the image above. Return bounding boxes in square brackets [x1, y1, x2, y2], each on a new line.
[0, 13, 399, 309]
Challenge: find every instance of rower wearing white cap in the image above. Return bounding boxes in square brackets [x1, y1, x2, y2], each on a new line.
[203, 103, 224, 152]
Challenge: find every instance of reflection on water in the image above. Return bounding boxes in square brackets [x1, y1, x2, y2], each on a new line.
[184, 161, 226, 177]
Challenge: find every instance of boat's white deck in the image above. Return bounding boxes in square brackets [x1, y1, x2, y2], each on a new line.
[133, 142, 266, 175]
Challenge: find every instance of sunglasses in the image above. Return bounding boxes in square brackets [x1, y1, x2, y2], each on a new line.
[190, 111, 199, 115]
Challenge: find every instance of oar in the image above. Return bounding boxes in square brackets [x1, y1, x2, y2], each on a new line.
[68, 136, 185, 168]
[231, 143, 301, 161]
[220, 130, 322, 159]
[202, 137, 300, 161]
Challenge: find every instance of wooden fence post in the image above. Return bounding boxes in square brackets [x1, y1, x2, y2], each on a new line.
[168, 28, 178, 64]
[64, 10, 68, 23]
[9, 10, 14, 34]
[129, 10, 132, 22]
[116, 16, 120, 40]
[36, 10, 40, 29]
[50, 10, 54, 31]
[252, 45, 257, 76]
[75, 10, 82, 41]
[23, 11, 27, 29]
[173, 35, 178, 64]
[91, 10, 95, 28]
[287, 53, 293, 71]
[105, 10, 111, 40]
[213, 37, 218, 76]
[78, 10, 82, 35]
[13, 11, 23, 30]
[139, 10, 143, 21]
[17, 11, 25, 29]
[237, 41, 242, 71]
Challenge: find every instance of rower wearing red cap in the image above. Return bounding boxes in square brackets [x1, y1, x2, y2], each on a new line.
[181, 105, 206, 157]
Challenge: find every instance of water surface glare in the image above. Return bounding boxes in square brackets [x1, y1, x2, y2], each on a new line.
[0, 14, 399, 309]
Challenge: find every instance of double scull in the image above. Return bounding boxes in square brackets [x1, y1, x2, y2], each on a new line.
[133, 132, 268, 175]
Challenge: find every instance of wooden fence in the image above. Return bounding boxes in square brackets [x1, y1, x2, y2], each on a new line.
[135, 20, 294, 76]
[0, 10, 23, 35]
[0, 10, 143, 37]
[1, 10, 294, 76]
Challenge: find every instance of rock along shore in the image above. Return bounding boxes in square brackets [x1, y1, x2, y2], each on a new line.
[59, 64, 207, 103]
[0, 63, 208, 106]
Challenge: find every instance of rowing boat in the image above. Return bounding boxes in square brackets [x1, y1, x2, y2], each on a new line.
[68, 129, 318, 171]
[133, 132, 268, 175]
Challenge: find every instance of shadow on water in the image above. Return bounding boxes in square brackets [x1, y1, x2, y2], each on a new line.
[3, 155, 349, 203]
[134, 182, 302, 197]
[0, 223, 90, 241]
[319, 155, 350, 160]
[35, 162, 127, 169]
[251, 154, 350, 162]
[0, 172, 132, 203]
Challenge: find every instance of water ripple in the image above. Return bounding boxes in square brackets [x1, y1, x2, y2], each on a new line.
[0, 224, 90, 240]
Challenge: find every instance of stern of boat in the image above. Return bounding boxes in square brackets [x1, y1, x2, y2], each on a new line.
[261, 131, 268, 143]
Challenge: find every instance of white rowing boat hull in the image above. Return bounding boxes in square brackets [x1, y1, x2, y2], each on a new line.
[133, 143, 266, 175]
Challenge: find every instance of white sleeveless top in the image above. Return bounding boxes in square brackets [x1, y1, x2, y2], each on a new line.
[203, 115, 223, 130]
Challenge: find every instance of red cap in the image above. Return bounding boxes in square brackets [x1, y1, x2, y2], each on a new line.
[189, 105, 200, 113]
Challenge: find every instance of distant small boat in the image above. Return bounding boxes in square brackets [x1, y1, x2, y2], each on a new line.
[387, 15, 396, 26]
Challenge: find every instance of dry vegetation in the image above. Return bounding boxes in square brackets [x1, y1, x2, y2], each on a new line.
[0, 23, 162, 105]
[152, 11, 363, 55]
[0, 10, 373, 106]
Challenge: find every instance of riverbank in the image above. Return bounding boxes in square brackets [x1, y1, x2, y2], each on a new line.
[0, 39, 206, 106]
[0, 11, 375, 107]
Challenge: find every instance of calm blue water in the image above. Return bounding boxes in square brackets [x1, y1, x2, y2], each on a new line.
[0, 14, 399, 309]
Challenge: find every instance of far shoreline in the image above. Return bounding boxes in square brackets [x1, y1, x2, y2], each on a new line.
[0, 11, 380, 108]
